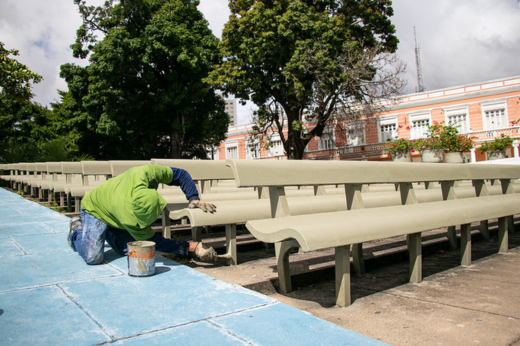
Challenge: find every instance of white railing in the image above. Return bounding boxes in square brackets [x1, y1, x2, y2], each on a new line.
[469, 126, 520, 141]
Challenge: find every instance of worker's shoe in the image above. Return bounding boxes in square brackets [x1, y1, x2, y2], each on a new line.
[193, 242, 218, 262]
[68, 216, 82, 252]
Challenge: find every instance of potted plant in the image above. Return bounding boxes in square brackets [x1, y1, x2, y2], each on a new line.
[413, 137, 443, 163]
[426, 122, 475, 163]
[479, 134, 514, 160]
[386, 138, 414, 162]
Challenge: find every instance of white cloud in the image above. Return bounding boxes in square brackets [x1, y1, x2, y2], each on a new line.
[392, 0, 520, 93]
[1, 0, 518, 124]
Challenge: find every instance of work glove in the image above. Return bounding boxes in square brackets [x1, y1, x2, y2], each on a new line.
[189, 200, 216, 213]
[194, 242, 218, 262]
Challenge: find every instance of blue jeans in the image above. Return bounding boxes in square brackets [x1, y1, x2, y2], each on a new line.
[69, 209, 189, 265]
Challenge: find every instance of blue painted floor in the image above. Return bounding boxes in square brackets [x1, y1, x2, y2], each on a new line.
[0, 188, 384, 345]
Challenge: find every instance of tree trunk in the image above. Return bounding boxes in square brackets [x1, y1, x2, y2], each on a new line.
[170, 128, 181, 159]
[286, 129, 305, 160]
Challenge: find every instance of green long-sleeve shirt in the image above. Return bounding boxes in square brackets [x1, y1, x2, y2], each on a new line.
[81, 165, 175, 240]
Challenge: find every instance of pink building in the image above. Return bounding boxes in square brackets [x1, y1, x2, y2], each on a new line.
[212, 76, 520, 162]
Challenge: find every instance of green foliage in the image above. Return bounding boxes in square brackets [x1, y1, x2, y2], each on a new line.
[0, 42, 44, 161]
[62, 0, 229, 160]
[209, 0, 403, 159]
[0, 42, 42, 104]
[427, 122, 475, 153]
[37, 137, 73, 162]
[385, 138, 414, 155]
[479, 134, 514, 152]
[412, 137, 443, 152]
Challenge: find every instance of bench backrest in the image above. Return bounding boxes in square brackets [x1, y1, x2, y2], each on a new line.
[81, 161, 112, 176]
[152, 159, 234, 180]
[61, 162, 83, 174]
[110, 160, 152, 177]
[36, 163, 47, 173]
[27, 163, 37, 173]
[18, 162, 29, 174]
[226, 160, 520, 187]
[47, 162, 63, 174]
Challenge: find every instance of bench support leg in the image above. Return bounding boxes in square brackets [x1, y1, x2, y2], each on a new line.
[335, 245, 351, 307]
[498, 217, 508, 254]
[275, 240, 299, 293]
[352, 243, 365, 277]
[67, 193, 72, 212]
[225, 224, 237, 266]
[161, 209, 171, 239]
[408, 233, 422, 284]
[447, 226, 458, 249]
[508, 216, 515, 235]
[479, 220, 490, 241]
[461, 223, 472, 266]
[192, 227, 203, 242]
[74, 197, 80, 213]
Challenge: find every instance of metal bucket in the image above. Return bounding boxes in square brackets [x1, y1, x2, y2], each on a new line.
[127, 241, 156, 277]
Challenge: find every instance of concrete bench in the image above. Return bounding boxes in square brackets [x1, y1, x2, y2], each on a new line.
[152, 159, 237, 194]
[110, 160, 152, 177]
[65, 161, 112, 212]
[226, 159, 520, 307]
[37, 162, 74, 204]
[21, 163, 50, 197]
[170, 179, 516, 266]
[9, 162, 29, 190]
[153, 159, 263, 241]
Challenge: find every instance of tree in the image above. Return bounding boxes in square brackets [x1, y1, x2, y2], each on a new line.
[0, 41, 43, 160]
[64, 0, 229, 159]
[209, 0, 405, 159]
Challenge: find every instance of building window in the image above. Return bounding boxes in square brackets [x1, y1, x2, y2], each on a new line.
[269, 140, 284, 156]
[346, 122, 365, 146]
[485, 109, 506, 129]
[318, 125, 334, 150]
[481, 101, 507, 130]
[444, 105, 469, 133]
[378, 115, 398, 142]
[225, 139, 239, 159]
[448, 114, 468, 132]
[226, 146, 238, 159]
[411, 119, 429, 138]
[409, 111, 431, 139]
[380, 123, 397, 142]
[246, 138, 260, 159]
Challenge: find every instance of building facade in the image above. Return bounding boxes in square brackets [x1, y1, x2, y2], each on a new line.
[224, 98, 237, 127]
[212, 76, 520, 162]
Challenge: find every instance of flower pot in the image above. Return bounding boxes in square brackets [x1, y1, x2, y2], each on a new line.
[486, 150, 507, 161]
[444, 152, 465, 164]
[392, 152, 412, 162]
[421, 149, 443, 163]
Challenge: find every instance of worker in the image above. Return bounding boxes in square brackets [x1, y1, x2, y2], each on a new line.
[67, 165, 218, 265]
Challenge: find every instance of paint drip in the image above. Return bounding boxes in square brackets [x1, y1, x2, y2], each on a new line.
[127, 241, 156, 277]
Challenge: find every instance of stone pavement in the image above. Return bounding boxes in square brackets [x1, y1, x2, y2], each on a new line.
[191, 221, 520, 346]
[0, 187, 382, 345]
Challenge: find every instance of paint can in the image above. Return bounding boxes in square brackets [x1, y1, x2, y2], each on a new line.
[127, 241, 156, 277]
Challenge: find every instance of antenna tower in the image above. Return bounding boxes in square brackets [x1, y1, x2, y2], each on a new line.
[414, 27, 425, 93]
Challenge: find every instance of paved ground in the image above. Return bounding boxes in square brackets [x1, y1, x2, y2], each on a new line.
[189, 221, 520, 346]
[0, 188, 381, 345]
[3, 186, 520, 345]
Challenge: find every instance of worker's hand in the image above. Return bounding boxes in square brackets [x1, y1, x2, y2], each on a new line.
[193, 242, 218, 262]
[189, 200, 216, 213]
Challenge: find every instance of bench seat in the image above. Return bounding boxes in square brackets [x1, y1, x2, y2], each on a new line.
[168, 183, 516, 265]
[246, 193, 520, 307]
[246, 194, 520, 251]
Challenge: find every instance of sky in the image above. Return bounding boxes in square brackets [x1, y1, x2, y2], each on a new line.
[1, 0, 519, 125]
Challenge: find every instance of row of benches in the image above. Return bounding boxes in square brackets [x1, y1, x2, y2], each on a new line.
[2, 159, 519, 307]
